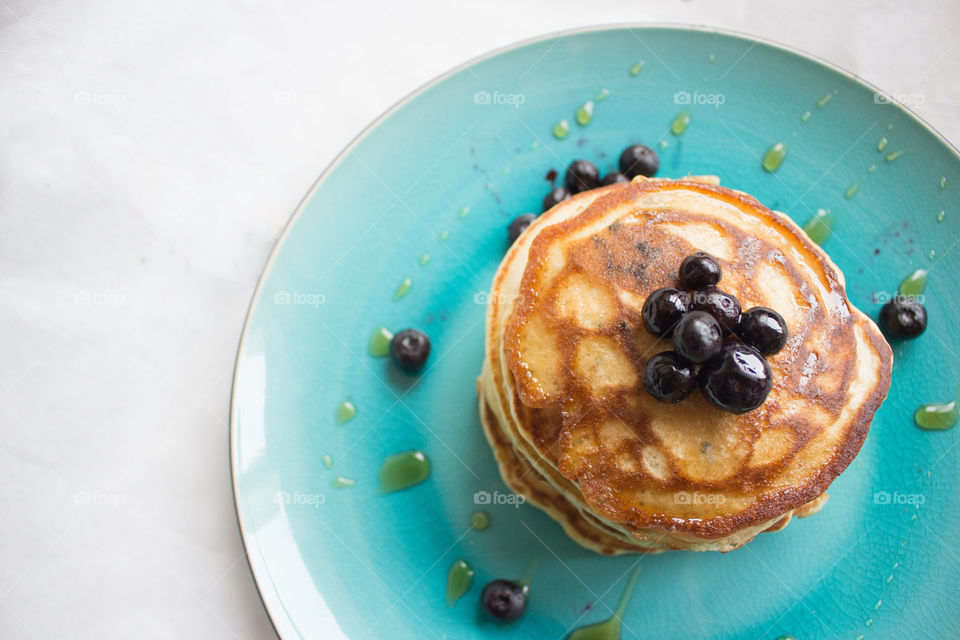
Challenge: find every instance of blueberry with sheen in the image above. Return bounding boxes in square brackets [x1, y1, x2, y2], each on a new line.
[601, 171, 629, 185]
[641, 287, 689, 336]
[738, 306, 788, 355]
[507, 213, 537, 244]
[673, 311, 723, 363]
[565, 159, 600, 193]
[618, 144, 659, 178]
[542, 186, 571, 212]
[481, 579, 527, 621]
[390, 329, 431, 373]
[644, 351, 697, 403]
[700, 343, 773, 414]
[880, 297, 927, 338]
[690, 286, 741, 334]
[678, 252, 722, 290]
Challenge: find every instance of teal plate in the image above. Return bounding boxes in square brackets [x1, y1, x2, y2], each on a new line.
[231, 25, 960, 639]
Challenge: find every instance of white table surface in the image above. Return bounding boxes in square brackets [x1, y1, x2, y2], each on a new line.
[1, 1, 957, 638]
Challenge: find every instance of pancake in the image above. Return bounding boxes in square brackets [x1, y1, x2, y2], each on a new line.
[478, 176, 892, 553]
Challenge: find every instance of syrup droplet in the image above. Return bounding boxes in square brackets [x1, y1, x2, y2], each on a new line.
[335, 401, 357, 424]
[368, 326, 393, 357]
[576, 101, 594, 126]
[762, 142, 787, 172]
[802, 208, 834, 245]
[670, 110, 690, 136]
[379, 450, 431, 493]
[392, 277, 413, 300]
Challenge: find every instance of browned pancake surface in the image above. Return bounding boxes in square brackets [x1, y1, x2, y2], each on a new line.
[501, 179, 892, 538]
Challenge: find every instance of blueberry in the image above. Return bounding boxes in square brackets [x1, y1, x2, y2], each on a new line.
[673, 311, 723, 363]
[601, 171, 629, 185]
[880, 297, 927, 338]
[700, 343, 773, 414]
[690, 286, 741, 334]
[641, 287, 690, 337]
[542, 186, 571, 212]
[390, 329, 431, 373]
[565, 160, 599, 193]
[618, 144, 659, 179]
[507, 213, 537, 244]
[481, 579, 527, 621]
[678, 252, 722, 290]
[739, 307, 788, 355]
[644, 351, 697, 403]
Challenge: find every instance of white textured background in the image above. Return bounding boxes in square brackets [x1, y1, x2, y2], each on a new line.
[1, 1, 958, 638]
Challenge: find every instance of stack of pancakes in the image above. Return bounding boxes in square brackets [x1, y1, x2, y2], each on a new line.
[478, 177, 892, 553]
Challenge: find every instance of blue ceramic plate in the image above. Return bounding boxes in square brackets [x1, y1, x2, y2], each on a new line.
[231, 25, 960, 639]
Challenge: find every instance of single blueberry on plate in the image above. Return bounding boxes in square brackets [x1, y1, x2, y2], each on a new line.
[565, 159, 600, 193]
[644, 351, 697, 403]
[678, 252, 722, 290]
[690, 286, 741, 334]
[700, 343, 773, 413]
[739, 306, 788, 355]
[673, 310, 723, 363]
[390, 329, 431, 373]
[542, 186, 571, 212]
[618, 144, 659, 178]
[507, 213, 537, 244]
[481, 579, 527, 621]
[601, 171, 629, 185]
[880, 297, 927, 338]
[641, 287, 689, 336]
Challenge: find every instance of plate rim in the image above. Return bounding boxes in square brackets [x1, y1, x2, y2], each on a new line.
[228, 22, 960, 639]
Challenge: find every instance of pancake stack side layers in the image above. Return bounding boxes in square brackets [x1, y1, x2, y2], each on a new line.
[478, 176, 892, 554]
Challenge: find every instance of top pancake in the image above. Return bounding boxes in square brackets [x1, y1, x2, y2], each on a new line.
[500, 178, 892, 539]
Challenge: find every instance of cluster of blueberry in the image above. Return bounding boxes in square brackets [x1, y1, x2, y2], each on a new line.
[641, 252, 788, 414]
[507, 143, 660, 244]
